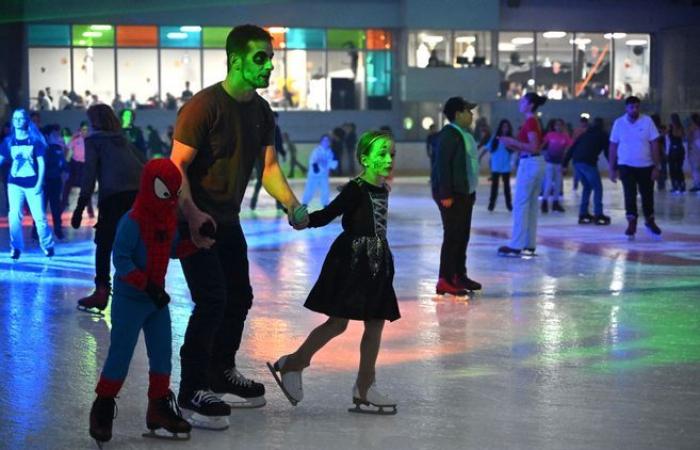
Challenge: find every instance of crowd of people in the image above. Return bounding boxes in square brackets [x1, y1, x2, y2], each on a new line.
[2, 23, 700, 447]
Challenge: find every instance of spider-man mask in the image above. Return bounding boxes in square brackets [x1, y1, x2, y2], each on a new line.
[134, 159, 182, 215]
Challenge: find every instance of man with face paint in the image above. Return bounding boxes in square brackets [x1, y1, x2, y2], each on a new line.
[120, 109, 147, 158]
[171, 24, 309, 428]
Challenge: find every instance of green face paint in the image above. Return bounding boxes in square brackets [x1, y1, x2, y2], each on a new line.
[241, 40, 274, 89]
[362, 137, 394, 180]
[121, 110, 133, 128]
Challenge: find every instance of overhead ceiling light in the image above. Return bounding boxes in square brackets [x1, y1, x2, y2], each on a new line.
[167, 32, 188, 40]
[625, 39, 648, 46]
[456, 36, 476, 43]
[580, 113, 590, 119]
[511, 37, 534, 45]
[180, 26, 201, 32]
[570, 38, 591, 45]
[421, 34, 445, 45]
[268, 27, 288, 34]
[498, 42, 516, 51]
[89, 25, 112, 31]
[604, 33, 627, 40]
[543, 31, 566, 39]
[82, 31, 103, 38]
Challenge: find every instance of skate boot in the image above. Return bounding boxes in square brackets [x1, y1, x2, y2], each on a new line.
[349, 383, 397, 415]
[210, 367, 266, 408]
[552, 201, 565, 213]
[9, 249, 20, 260]
[89, 396, 117, 448]
[625, 216, 637, 240]
[143, 390, 191, 440]
[644, 218, 662, 239]
[267, 355, 304, 406]
[178, 389, 231, 431]
[455, 274, 482, 291]
[578, 213, 594, 224]
[522, 248, 537, 257]
[541, 200, 548, 213]
[497, 246, 522, 257]
[594, 214, 611, 226]
[77, 284, 111, 315]
[435, 277, 468, 297]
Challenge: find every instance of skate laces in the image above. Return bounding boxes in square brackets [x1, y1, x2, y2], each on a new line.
[224, 368, 253, 388]
[165, 391, 184, 419]
[192, 390, 223, 406]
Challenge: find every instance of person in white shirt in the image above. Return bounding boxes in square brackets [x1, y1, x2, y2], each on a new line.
[302, 134, 338, 206]
[608, 96, 662, 239]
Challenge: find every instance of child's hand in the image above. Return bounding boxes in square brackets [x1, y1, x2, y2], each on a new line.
[288, 204, 309, 230]
[146, 281, 170, 309]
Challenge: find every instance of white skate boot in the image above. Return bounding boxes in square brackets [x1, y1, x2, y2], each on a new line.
[348, 383, 397, 415]
[266, 355, 303, 406]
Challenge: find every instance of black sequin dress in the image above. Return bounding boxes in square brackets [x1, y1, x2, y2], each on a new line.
[304, 178, 400, 322]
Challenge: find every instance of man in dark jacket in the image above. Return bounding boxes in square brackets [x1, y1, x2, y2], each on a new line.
[431, 97, 482, 296]
[563, 117, 610, 225]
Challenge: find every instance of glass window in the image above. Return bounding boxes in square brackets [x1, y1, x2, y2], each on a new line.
[28, 48, 71, 109]
[28, 24, 70, 46]
[116, 25, 157, 47]
[327, 51, 364, 110]
[367, 29, 391, 50]
[116, 49, 158, 106]
[572, 33, 611, 99]
[266, 27, 287, 49]
[259, 51, 288, 109]
[327, 29, 365, 50]
[160, 26, 201, 48]
[366, 51, 392, 110]
[498, 32, 535, 98]
[203, 49, 227, 88]
[203, 27, 229, 48]
[453, 31, 491, 67]
[535, 32, 573, 99]
[73, 48, 115, 106]
[286, 50, 326, 110]
[72, 24, 115, 47]
[286, 28, 325, 49]
[408, 30, 450, 68]
[160, 49, 202, 106]
[613, 33, 650, 100]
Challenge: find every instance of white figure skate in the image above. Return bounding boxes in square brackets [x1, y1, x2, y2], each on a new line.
[348, 383, 397, 415]
[266, 355, 303, 406]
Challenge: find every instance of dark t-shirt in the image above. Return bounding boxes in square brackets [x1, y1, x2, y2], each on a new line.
[1, 136, 46, 188]
[174, 83, 275, 224]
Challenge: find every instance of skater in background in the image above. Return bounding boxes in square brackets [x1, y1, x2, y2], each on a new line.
[62, 121, 95, 218]
[73, 104, 146, 314]
[609, 96, 662, 239]
[651, 114, 667, 191]
[484, 119, 514, 212]
[0, 108, 54, 260]
[666, 113, 687, 194]
[87, 159, 195, 446]
[688, 113, 700, 192]
[302, 134, 338, 207]
[36, 124, 67, 240]
[284, 132, 306, 178]
[120, 109, 147, 158]
[563, 117, 611, 225]
[431, 97, 482, 295]
[268, 130, 399, 414]
[541, 118, 572, 213]
[497, 93, 547, 257]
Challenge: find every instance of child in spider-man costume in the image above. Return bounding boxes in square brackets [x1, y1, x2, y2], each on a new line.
[87, 159, 198, 445]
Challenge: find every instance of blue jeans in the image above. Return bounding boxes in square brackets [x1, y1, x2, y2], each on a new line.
[510, 156, 545, 249]
[574, 162, 603, 216]
[7, 183, 54, 252]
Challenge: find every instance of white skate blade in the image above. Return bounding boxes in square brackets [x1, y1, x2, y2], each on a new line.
[142, 428, 190, 440]
[76, 305, 105, 316]
[348, 399, 397, 416]
[266, 362, 299, 406]
[181, 409, 229, 431]
[219, 393, 266, 409]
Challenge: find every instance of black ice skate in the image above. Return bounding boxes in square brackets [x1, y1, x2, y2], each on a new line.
[89, 396, 117, 449]
[497, 246, 522, 257]
[348, 384, 397, 416]
[210, 367, 266, 408]
[178, 389, 231, 431]
[77, 284, 111, 315]
[142, 390, 191, 441]
[625, 217, 638, 240]
[645, 219, 662, 239]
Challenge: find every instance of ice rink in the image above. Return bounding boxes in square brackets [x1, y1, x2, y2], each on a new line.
[0, 177, 699, 450]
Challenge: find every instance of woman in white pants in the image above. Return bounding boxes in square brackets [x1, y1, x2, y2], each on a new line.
[0, 109, 54, 259]
[302, 134, 338, 206]
[497, 93, 547, 257]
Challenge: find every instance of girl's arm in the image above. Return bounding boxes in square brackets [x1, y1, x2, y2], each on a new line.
[308, 181, 361, 228]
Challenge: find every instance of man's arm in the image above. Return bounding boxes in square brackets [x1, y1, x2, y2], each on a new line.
[171, 139, 216, 248]
[608, 142, 618, 182]
[436, 129, 457, 206]
[650, 139, 661, 180]
[260, 145, 309, 228]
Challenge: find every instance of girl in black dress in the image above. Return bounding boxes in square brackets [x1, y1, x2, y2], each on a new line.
[268, 130, 399, 414]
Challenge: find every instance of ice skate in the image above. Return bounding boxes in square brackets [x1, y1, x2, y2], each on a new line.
[178, 389, 231, 431]
[497, 246, 522, 257]
[594, 214, 611, 226]
[552, 201, 565, 213]
[455, 274, 482, 292]
[522, 248, 537, 257]
[435, 277, 468, 297]
[348, 383, 397, 415]
[267, 355, 303, 406]
[142, 390, 191, 441]
[210, 367, 266, 408]
[77, 285, 110, 315]
[88, 396, 117, 448]
[625, 217, 637, 241]
[578, 213, 594, 225]
[644, 219, 662, 240]
[9, 249, 20, 261]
